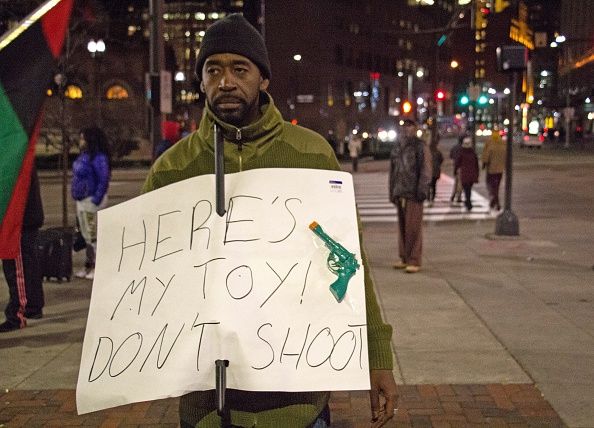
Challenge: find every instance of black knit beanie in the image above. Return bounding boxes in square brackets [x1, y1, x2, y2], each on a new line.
[194, 13, 271, 80]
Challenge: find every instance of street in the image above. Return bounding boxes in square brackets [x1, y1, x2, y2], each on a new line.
[40, 137, 594, 228]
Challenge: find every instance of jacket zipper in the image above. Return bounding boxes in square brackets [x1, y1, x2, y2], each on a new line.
[235, 127, 243, 172]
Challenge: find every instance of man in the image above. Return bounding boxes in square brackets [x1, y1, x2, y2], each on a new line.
[348, 132, 362, 172]
[389, 119, 431, 274]
[428, 141, 444, 206]
[1, 167, 45, 332]
[449, 134, 464, 204]
[455, 137, 479, 211]
[481, 129, 507, 212]
[142, 13, 397, 428]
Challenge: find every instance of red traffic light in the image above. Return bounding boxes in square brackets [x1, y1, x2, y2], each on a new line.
[435, 90, 446, 101]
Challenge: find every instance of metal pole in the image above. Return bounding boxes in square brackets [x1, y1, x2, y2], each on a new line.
[215, 359, 230, 427]
[469, 103, 476, 148]
[495, 71, 519, 236]
[431, 35, 439, 145]
[149, 0, 163, 160]
[60, 31, 71, 228]
[94, 58, 101, 126]
[214, 124, 225, 216]
[564, 72, 571, 149]
[60, 81, 69, 228]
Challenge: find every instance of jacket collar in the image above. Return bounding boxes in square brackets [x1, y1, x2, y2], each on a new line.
[197, 92, 283, 147]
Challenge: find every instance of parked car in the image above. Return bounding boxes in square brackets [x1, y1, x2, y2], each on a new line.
[518, 132, 544, 149]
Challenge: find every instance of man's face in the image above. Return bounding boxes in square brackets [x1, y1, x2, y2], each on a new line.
[201, 53, 270, 127]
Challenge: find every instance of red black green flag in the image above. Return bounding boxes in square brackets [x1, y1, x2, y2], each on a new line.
[0, 0, 73, 258]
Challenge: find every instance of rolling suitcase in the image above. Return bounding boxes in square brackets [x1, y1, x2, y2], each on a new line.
[37, 227, 73, 282]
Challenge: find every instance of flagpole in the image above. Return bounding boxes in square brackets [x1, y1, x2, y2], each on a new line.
[60, 34, 70, 227]
[0, 0, 63, 52]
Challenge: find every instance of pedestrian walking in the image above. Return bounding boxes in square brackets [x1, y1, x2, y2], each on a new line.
[348, 132, 362, 172]
[454, 136, 479, 211]
[1, 167, 45, 332]
[71, 126, 111, 280]
[142, 13, 397, 428]
[481, 129, 507, 211]
[449, 134, 464, 204]
[428, 141, 444, 205]
[389, 119, 432, 274]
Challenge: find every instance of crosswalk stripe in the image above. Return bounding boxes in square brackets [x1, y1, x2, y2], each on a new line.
[353, 172, 496, 223]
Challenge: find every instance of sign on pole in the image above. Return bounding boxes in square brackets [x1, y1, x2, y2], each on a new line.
[76, 169, 369, 414]
[159, 70, 172, 114]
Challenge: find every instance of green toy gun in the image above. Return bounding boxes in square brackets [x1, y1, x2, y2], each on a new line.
[309, 221, 360, 302]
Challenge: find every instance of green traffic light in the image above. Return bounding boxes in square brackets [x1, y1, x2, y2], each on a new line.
[478, 95, 488, 105]
[460, 95, 469, 105]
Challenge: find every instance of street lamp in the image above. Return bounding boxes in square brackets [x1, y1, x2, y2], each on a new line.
[87, 38, 105, 58]
[87, 38, 106, 125]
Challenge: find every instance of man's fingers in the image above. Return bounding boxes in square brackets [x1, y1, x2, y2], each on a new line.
[370, 391, 398, 427]
[370, 409, 394, 428]
[369, 369, 399, 426]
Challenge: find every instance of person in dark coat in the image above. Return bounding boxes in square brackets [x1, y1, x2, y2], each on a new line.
[389, 119, 432, 273]
[428, 142, 444, 205]
[1, 167, 45, 332]
[449, 134, 464, 203]
[454, 136, 479, 211]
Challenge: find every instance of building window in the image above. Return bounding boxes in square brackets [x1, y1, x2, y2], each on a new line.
[64, 85, 83, 99]
[106, 85, 129, 100]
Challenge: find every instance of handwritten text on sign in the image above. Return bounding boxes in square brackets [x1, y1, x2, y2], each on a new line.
[76, 169, 368, 414]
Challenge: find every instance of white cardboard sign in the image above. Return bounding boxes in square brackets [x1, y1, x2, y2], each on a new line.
[76, 168, 369, 414]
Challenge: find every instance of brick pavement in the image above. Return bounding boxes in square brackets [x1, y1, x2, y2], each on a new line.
[0, 384, 565, 427]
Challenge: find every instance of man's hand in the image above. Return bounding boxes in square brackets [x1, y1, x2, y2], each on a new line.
[369, 369, 398, 427]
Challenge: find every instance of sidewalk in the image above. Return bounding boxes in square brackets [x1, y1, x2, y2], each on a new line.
[1, 161, 591, 427]
[0, 384, 562, 427]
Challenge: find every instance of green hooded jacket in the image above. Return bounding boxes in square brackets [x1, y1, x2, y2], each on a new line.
[142, 93, 393, 428]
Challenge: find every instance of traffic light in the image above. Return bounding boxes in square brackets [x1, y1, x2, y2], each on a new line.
[402, 100, 412, 114]
[459, 95, 470, 106]
[478, 94, 489, 105]
[434, 89, 446, 102]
